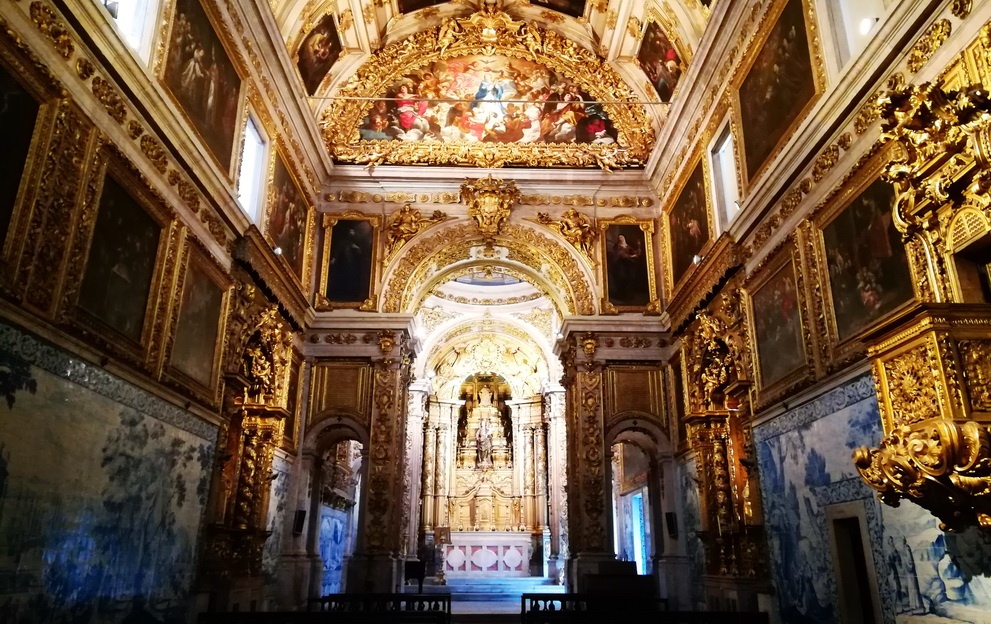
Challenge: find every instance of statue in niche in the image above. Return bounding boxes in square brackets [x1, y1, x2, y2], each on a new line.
[476, 417, 493, 468]
[478, 384, 493, 407]
[457, 402, 469, 449]
[498, 398, 513, 459]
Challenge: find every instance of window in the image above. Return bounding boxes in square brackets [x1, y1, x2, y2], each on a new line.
[709, 123, 739, 233]
[237, 116, 267, 224]
[100, 0, 160, 62]
[827, 0, 886, 69]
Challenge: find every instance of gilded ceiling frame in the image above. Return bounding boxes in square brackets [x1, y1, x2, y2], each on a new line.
[319, 9, 655, 169]
[380, 221, 596, 316]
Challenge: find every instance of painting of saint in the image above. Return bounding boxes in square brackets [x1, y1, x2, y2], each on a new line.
[170, 260, 224, 387]
[325, 219, 374, 303]
[398, 0, 446, 13]
[532, 0, 586, 18]
[822, 179, 914, 340]
[605, 224, 651, 308]
[668, 161, 710, 285]
[284, 351, 302, 444]
[738, 0, 815, 181]
[357, 55, 618, 146]
[78, 175, 162, 343]
[163, 0, 241, 171]
[752, 260, 805, 386]
[637, 21, 684, 103]
[0, 65, 39, 243]
[296, 14, 343, 96]
[267, 156, 308, 281]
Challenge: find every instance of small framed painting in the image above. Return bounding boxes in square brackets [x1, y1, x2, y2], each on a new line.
[265, 152, 312, 285]
[745, 241, 813, 405]
[318, 212, 380, 310]
[295, 14, 343, 96]
[164, 240, 231, 405]
[599, 216, 657, 312]
[637, 20, 684, 103]
[666, 156, 712, 288]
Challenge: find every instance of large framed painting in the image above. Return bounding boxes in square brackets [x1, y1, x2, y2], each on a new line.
[266, 153, 310, 284]
[75, 158, 175, 365]
[161, 0, 243, 173]
[600, 216, 657, 312]
[164, 241, 231, 405]
[811, 150, 915, 364]
[745, 243, 812, 404]
[397, 0, 446, 13]
[0, 64, 41, 254]
[531, 0, 586, 18]
[667, 158, 712, 288]
[735, 0, 823, 187]
[296, 14, 343, 96]
[282, 349, 303, 450]
[318, 213, 380, 310]
[637, 20, 684, 103]
[355, 54, 620, 145]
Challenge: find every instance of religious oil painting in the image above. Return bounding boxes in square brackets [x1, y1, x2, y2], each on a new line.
[357, 55, 619, 145]
[398, 0, 446, 13]
[296, 14, 343, 96]
[637, 21, 684, 103]
[0, 64, 39, 243]
[821, 178, 914, 341]
[322, 217, 375, 305]
[602, 220, 654, 310]
[283, 349, 302, 447]
[668, 160, 711, 286]
[532, 0, 586, 18]
[78, 174, 163, 344]
[737, 0, 817, 182]
[751, 257, 806, 387]
[169, 252, 226, 389]
[267, 155, 308, 281]
[162, 0, 242, 171]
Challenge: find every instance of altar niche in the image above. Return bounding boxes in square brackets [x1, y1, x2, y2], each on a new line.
[457, 380, 513, 471]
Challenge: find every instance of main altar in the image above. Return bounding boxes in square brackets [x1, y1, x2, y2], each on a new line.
[442, 384, 533, 577]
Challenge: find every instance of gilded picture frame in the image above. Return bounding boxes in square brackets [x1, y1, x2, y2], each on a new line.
[744, 240, 814, 408]
[162, 238, 232, 407]
[732, 0, 825, 192]
[806, 144, 915, 369]
[70, 150, 180, 373]
[295, 13, 343, 96]
[264, 148, 314, 289]
[0, 31, 62, 288]
[281, 350, 304, 451]
[598, 215, 657, 313]
[636, 11, 689, 103]
[317, 211, 382, 310]
[157, 0, 245, 177]
[664, 152, 715, 294]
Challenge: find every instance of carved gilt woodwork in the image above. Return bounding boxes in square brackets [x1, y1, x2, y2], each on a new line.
[461, 175, 520, 240]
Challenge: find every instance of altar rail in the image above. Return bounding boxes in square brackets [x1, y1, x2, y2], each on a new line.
[520, 594, 769, 624]
[198, 594, 450, 624]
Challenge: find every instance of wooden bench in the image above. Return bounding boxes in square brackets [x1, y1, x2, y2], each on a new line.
[520, 594, 768, 624]
[198, 594, 451, 624]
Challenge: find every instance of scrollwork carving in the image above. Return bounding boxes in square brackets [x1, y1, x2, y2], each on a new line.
[536, 209, 596, 261]
[384, 204, 447, 260]
[461, 175, 519, 239]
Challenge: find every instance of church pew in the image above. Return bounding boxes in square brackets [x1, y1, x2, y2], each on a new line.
[520, 593, 768, 624]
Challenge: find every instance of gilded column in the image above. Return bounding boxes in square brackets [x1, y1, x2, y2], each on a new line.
[421, 425, 437, 531]
[524, 424, 536, 530]
[535, 424, 548, 529]
[435, 422, 450, 528]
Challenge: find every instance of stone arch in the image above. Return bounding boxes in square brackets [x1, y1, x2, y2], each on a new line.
[380, 222, 597, 316]
[605, 411, 673, 457]
[303, 411, 369, 453]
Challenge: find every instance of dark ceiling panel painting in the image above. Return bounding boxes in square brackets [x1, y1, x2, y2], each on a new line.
[532, 0, 586, 18]
[398, 0, 446, 13]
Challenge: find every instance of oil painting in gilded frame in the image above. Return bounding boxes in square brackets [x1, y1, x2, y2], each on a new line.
[165, 241, 231, 404]
[600, 216, 656, 312]
[397, 0, 446, 13]
[667, 157, 712, 288]
[161, 0, 243, 173]
[296, 14, 343, 96]
[735, 0, 823, 187]
[637, 20, 684, 103]
[319, 213, 380, 309]
[531, 0, 586, 18]
[0, 63, 41, 253]
[282, 350, 303, 450]
[266, 153, 310, 284]
[75, 158, 175, 363]
[812, 149, 914, 361]
[745, 244, 811, 402]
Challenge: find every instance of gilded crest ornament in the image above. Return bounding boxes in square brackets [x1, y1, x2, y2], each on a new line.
[461, 175, 519, 239]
